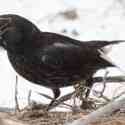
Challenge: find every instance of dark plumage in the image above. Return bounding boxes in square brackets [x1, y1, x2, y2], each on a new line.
[0, 14, 124, 108]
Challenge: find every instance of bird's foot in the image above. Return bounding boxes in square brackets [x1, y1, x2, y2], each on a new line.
[45, 100, 56, 111]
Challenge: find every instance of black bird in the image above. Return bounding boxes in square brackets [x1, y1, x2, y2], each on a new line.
[0, 14, 124, 108]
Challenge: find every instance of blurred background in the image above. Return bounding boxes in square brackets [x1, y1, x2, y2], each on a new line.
[0, 0, 125, 110]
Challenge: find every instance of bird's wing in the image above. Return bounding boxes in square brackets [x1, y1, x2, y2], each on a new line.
[32, 41, 89, 85]
[32, 32, 84, 69]
[33, 32, 117, 70]
[34, 44, 114, 74]
[35, 44, 84, 70]
[29, 32, 121, 87]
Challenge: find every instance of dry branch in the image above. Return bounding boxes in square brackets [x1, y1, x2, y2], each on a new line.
[34, 75, 125, 110]
[0, 118, 28, 125]
[15, 75, 20, 112]
[65, 97, 125, 125]
[93, 75, 125, 83]
[100, 71, 109, 96]
[37, 91, 75, 110]
[28, 90, 32, 105]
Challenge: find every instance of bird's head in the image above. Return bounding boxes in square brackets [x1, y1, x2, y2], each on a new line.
[0, 14, 40, 52]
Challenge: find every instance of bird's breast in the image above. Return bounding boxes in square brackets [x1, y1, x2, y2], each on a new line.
[6, 53, 71, 88]
[7, 52, 96, 89]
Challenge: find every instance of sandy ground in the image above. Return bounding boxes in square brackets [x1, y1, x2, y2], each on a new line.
[0, 110, 124, 125]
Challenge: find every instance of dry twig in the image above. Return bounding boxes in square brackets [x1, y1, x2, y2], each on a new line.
[33, 75, 125, 110]
[28, 90, 32, 106]
[36, 92, 74, 110]
[15, 75, 20, 112]
[93, 75, 125, 83]
[65, 97, 125, 125]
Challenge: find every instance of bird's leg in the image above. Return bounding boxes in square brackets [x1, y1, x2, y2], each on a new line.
[85, 78, 93, 98]
[81, 78, 94, 109]
[46, 88, 60, 111]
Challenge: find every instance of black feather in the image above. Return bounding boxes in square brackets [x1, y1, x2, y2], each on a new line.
[0, 14, 124, 108]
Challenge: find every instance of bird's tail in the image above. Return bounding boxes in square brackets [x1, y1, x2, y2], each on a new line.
[85, 40, 125, 74]
[99, 49, 125, 74]
[86, 40, 125, 49]
[86, 40, 125, 55]
[105, 40, 125, 45]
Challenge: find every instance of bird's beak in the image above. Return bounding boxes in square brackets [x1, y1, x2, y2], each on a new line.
[0, 17, 12, 47]
[0, 17, 11, 33]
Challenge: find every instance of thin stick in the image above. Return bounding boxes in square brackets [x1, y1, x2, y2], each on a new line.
[15, 75, 20, 112]
[37, 92, 74, 109]
[34, 75, 125, 110]
[28, 90, 32, 105]
[65, 97, 125, 125]
[93, 75, 125, 83]
[94, 71, 109, 99]
[101, 71, 109, 96]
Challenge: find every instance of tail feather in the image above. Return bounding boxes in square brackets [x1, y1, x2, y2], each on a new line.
[86, 40, 125, 49]
[99, 49, 125, 74]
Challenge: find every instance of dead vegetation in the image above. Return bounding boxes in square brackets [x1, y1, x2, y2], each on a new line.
[0, 73, 125, 125]
[0, 109, 124, 125]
